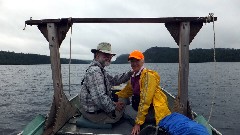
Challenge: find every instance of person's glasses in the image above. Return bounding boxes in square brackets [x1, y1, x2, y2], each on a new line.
[129, 59, 140, 63]
[102, 53, 113, 58]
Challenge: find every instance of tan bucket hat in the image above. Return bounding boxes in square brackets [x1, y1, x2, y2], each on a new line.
[91, 42, 116, 56]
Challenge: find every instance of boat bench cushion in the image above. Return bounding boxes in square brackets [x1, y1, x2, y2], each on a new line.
[76, 115, 112, 129]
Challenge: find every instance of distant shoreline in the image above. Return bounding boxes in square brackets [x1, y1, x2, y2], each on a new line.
[1, 47, 240, 65]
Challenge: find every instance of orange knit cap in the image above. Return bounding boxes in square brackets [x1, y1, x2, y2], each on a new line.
[128, 50, 144, 60]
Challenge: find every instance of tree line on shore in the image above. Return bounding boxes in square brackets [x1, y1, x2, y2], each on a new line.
[1, 47, 240, 65]
[113, 47, 240, 63]
[0, 51, 89, 65]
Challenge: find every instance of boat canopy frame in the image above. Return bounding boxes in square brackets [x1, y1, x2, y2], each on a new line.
[25, 15, 217, 135]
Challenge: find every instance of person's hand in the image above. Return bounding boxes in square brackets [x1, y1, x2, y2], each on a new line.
[130, 70, 134, 75]
[115, 101, 124, 111]
[131, 124, 140, 135]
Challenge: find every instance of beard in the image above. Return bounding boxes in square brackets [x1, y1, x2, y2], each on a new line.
[99, 57, 111, 67]
[104, 61, 110, 66]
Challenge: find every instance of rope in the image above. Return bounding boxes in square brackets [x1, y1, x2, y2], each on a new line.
[68, 18, 73, 96]
[208, 13, 216, 122]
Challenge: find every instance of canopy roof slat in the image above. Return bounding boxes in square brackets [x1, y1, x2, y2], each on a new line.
[25, 17, 217, 25]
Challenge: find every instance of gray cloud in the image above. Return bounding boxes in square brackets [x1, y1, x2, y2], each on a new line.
[0, 0, 239, 60]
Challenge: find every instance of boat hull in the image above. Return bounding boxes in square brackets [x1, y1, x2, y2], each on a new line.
[20, 88, 222, 135]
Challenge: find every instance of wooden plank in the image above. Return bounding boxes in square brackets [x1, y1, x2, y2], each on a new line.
[43, 23, 79, 135]
[44, 23, 63, 132]
[47, 23, 63, 106]
[178, 22, 190, 116]
[25, 17, 217, 25]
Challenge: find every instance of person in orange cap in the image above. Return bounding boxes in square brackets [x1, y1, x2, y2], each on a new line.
[116, 50, 171, 135]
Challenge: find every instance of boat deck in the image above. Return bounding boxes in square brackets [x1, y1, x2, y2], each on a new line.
[56, 88, 134, 135]
[22, 88, 220, 135]
[55, 88, 174, 135]
[59, 88, 220, 135]
[57, 116, 133, 135]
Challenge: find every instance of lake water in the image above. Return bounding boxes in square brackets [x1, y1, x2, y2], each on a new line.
[0, 63, 239, 135]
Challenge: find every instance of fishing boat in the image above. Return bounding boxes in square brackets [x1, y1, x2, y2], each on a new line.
[20, 15, 222, 135]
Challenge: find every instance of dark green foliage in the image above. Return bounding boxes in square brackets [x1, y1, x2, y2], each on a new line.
[0, 51, 89, 65]
[190, 48, 240, 63]
[189, 48, 214, 63]
[1, 47, 240, 65]
[214, 48, 240, 62]
[144, 47, 179, 63]
[113, 47, 240, 63]
[112, 54, 129, 64]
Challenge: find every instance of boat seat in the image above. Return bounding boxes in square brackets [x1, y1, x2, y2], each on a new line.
[76, 115, 112, 129]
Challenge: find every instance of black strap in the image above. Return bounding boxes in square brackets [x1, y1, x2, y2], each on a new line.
[131, 94, 154, 112]
[81, 68, 89, 85]
[132, 94, 140, 111]
[100, 68, 108, 94]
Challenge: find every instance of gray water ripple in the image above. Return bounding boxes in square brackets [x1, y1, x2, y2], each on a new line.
[0, 63, 240, 135]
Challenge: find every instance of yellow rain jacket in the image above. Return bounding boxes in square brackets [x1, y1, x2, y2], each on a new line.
[116, 68, 171, 125]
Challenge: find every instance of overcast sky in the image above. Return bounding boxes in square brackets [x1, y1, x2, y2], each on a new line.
[0, 0, 239, 60]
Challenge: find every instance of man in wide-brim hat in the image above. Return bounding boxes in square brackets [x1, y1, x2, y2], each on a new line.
[90, 42, 116, 67]
[79, 42, 132, 125]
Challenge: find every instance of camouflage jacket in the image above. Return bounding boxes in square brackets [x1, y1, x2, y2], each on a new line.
[79, 60, 132, 113]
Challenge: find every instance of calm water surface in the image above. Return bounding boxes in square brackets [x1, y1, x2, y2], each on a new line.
[0, 63, 239, 135]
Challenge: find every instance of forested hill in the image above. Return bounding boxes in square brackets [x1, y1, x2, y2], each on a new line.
[2, 47, 240, 65]
[0, 51, 90, 65]
[113, 47, 240, 63]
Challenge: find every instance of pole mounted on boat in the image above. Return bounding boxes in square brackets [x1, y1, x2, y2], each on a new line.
[24, 15, 217, 134]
